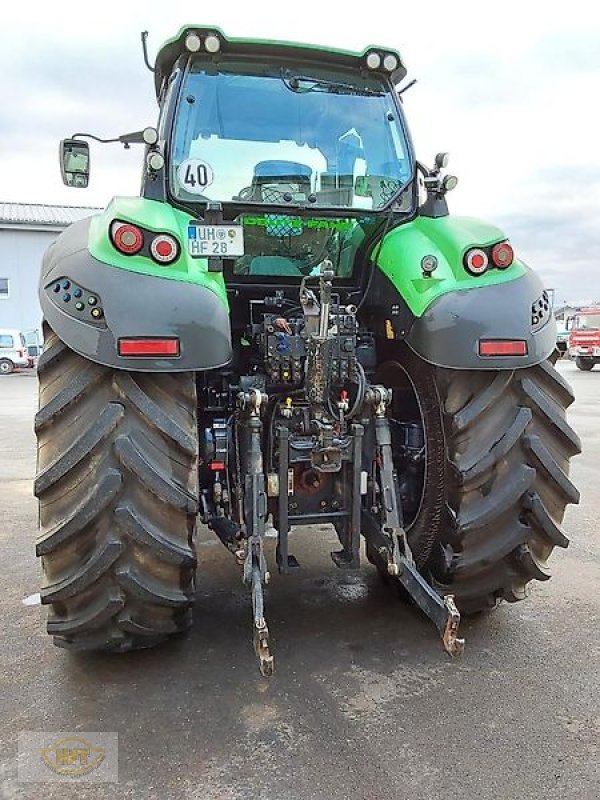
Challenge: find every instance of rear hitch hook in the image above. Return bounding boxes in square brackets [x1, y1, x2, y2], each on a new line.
[442, 595, 465, 658]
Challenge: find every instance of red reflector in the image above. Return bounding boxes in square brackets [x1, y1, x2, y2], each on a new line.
[479, 340, 528, 357]
[210, 461, 226, 471]
[150, 233, 179, 264]
[491, 241, 514, 269]
[118, 338, 180, 357]
[464, 247, 489, 275]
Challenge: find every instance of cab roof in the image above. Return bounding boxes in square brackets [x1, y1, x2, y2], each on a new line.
[153, 26, 406, 97]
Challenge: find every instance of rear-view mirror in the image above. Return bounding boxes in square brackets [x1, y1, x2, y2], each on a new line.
[60, 139, 90, 188]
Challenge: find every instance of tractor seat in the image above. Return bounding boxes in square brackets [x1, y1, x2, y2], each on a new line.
[251, 160, 312, 204]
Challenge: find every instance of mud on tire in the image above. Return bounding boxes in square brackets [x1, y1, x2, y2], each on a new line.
[34, 323, 199, 651]
[374, 346, 581, 615]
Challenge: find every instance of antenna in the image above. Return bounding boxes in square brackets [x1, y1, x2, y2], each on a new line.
[397, 78, 417, 96]
[140, 31, 155, 72]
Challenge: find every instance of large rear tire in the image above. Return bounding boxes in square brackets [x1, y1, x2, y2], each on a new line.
[34, 323, 199, 651]
[371, 345, 581, 614]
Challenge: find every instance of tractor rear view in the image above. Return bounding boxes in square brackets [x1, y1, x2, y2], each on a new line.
[34, 27, 580, 674]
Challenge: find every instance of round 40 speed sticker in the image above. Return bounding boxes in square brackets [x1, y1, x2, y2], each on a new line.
[177, 159, 214, 194]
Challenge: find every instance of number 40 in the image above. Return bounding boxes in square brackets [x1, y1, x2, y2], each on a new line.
[184, 163, 209, 188]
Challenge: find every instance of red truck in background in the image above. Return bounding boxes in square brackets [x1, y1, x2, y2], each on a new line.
[568, 307, 600, 370]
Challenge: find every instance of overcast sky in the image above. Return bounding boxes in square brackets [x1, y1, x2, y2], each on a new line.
[2, 0, 599, 305]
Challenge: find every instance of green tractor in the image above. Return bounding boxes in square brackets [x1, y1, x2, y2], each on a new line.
[35, 27, 580, 674]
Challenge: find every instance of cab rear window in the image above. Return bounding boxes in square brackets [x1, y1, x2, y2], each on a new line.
[0, 335, 15, 348]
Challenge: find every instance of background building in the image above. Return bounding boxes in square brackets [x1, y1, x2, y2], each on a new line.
[0, 203, 99, 345]
[554, 304, 581, 323]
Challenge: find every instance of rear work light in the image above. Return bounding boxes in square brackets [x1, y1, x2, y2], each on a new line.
[479, 339, 528, 357]
[150, 233, 179, 264]
[491, 241, 514, 269]
[366, 52, 382, 69]
[118, 338, 180, 357]
[111, 221, 143, 255]
[464, 248, 489, 275]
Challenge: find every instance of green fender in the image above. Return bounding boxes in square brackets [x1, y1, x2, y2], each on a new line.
[372, 215, 555, 369]
[87, 196, 228, 306]
[374, 215, 526, 318]
[39, 197, 232, 371]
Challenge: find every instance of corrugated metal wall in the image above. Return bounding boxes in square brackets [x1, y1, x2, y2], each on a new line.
[0, 228, 58, 334]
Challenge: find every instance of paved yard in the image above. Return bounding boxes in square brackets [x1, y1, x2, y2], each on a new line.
[0, 361, 598, 799]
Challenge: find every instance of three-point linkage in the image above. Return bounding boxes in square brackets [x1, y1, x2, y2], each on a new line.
[360, 386, 465, 658]
[221, 266, 464, 675]
[237, 388, 274, 676]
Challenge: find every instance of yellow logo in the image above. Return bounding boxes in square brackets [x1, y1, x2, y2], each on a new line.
[40, 736, 105, 777]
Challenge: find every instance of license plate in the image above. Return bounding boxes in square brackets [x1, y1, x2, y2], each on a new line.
[187, 224, 244, 258]
[578, 347, 591, 354]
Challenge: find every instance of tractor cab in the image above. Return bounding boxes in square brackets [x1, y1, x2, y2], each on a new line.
[153, 27, 416, 283]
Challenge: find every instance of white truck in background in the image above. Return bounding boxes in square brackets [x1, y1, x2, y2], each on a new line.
[0, 329, 32, 374]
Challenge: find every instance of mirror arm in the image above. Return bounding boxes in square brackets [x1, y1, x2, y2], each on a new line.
[70, 131, 148, 150]
[71, 132, 122, 145]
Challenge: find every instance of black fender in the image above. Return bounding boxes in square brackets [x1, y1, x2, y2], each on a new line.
[405, 268, 555, 369]
[39, 218, 232, 372]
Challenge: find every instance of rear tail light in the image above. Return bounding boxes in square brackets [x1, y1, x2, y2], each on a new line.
[464, 248, 489, 275]
[111, 221, 143, 255]
[479, 339, 527, 357]
[491, 241, 514, 269]
[150, 233, 179, 264]
[118, 338, 180, 357]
